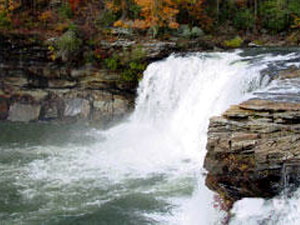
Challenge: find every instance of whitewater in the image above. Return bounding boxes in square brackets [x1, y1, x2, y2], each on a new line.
[1, 49, 300, 225]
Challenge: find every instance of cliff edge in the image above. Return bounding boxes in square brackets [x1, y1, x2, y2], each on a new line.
[204, 68, 300, 208]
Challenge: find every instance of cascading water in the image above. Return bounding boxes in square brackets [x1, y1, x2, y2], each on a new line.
[1, 50, 300, 225]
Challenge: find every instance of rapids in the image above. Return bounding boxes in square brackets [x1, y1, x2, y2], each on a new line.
[1, 49, 300, 225]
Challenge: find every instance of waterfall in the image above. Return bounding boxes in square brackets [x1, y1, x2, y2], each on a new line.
[3, 50, 300, 225]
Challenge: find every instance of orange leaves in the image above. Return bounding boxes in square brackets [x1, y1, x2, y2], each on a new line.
[168, 21, 179, 29]
[180, 0, 213, 30]
[39, 10, 53, 24]
[108, 0, 209, 32]
[113, 20, 130, 28]
[133, 0, 180, 30]
[105, 1, 120, 13]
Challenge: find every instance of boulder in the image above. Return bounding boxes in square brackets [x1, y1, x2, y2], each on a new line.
[205, 69, 300, 209]
[64, 98, 90, 118]
[7, 103, 41, 122]
[205, 99, 300, 208]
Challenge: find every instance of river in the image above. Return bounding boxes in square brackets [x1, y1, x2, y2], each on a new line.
[1, 49, 300, 225]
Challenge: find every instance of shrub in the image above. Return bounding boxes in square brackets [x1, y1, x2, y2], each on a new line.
[121, 62, 147, 81]
[104, 56, 119, 70]
[58, 3, 73, 19]
[52, 26, 82, 61]
[223, 36, 243, 48]
[0, 12, 11, 29]
[57, 31, 82, 53]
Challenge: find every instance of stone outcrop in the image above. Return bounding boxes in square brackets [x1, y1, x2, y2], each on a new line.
[0, 32, 216, 124]
[0, 35, 135, 124]
[204, 67, 300, 208]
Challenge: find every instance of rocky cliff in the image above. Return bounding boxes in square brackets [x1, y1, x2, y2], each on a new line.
[0, 35, 139, 124]
[0, 32, 216, 124]
[204, 67, 300, 208]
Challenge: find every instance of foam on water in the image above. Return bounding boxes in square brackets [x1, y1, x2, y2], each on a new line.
[3, 50, 300, 225]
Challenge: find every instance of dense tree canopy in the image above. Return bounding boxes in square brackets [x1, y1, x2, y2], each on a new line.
[0, 0, 300, 36]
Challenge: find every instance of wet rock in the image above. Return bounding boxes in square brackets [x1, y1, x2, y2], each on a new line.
[205, 98, 300, 207]
[64, 98, 90, 118]
[48, 79, 77, 88]
[3, 77, 28, 87]
[113, 95, 132, 117]
[40, 94, 65, 120]
[91, 92, 114, 121]
[7, 103, 41, 122]
[278, 67, 300, 80]
[70, 65, 95, 78]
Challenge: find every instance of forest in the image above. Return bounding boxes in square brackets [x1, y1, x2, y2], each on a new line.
[1, 0, 300, 38]
[1, 0, 300, 79]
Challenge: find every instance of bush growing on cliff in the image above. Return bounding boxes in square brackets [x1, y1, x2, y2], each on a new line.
[121, 61, 147, 81]
[51, 25, 82, 61]
[104, 55, 120, 70]
[223, 36, 243, 48]
[102, 46, 147, 82]
[0, 12, 11, 29]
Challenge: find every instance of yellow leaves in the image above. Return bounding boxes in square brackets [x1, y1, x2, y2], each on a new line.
[168, 21, 179, 29]
[133, 0, 180, 30]
[0, 0, 19, 13]
[105, 1, 120, 13]
[50, 54, 56, 61]
[291, 15, 300, 29]
[39, 10, 53, 24]
[48, 45, 56, 61]
[113, 20, 130, 28]
[54, 23, 70, 33]
[132, 19, 148, 29]
[8, 0, 18, 11]
[113, 20, 123, 27]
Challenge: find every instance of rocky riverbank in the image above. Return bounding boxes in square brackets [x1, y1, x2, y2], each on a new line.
[0, 38, 133, 125]
[0, 32, 221, 124]
[204, 67, 300, 209]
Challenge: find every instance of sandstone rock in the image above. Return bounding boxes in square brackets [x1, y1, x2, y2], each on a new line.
[12, 90, 48, 103]
[91, 93, 114, 121]
[278, 67, 300, 80]
[7, 103, 41, 122]
[205, 98, 300, 208]
[40, 94, 65, 120]
[48, 79, 77, 88]
[64, 98, 90, 118]
[70, 66, 94, 78]
[3, 77, 28, 87]
[112, 95, 131, 116]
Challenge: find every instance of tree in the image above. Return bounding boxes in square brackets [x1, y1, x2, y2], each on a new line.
[133, 0, 179, 34]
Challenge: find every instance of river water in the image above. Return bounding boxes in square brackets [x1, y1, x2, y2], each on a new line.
[1, 49, 300, 225]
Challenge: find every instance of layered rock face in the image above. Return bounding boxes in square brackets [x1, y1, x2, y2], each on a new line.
[204, 68, 300, 207]
[0, 36, 135, 124]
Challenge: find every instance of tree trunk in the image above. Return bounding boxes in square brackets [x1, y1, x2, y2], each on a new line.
[216, 0, 220, 23]
[120, 0, 128, 20]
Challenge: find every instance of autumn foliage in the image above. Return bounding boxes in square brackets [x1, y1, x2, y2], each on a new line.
[133, 0, 179, 29]
[1, 0, 300, 40]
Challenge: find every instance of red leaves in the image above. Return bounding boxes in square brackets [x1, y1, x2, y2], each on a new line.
[68, 0, 80, 11]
